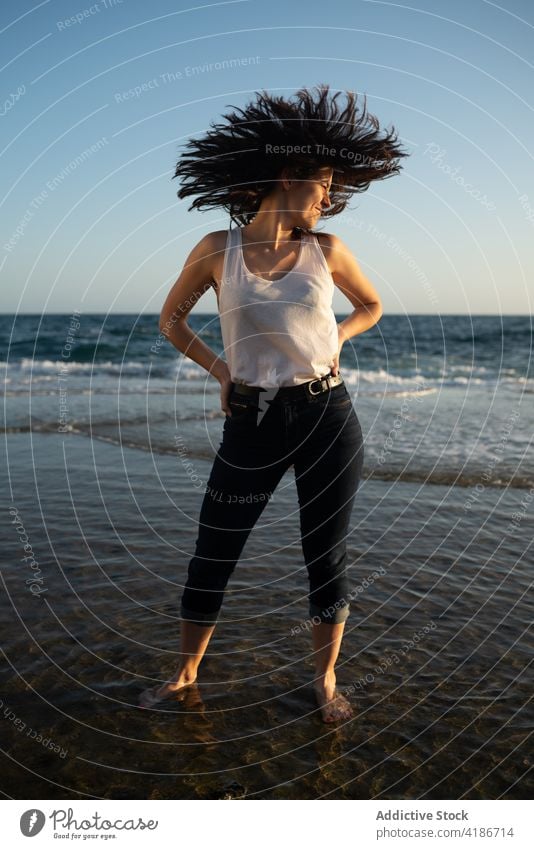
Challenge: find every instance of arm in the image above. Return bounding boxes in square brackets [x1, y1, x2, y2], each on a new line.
[318, 232, 383, 375]
[158, 232, 233, 412]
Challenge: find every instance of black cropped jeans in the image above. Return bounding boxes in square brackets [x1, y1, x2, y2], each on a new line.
[180, 377, 365, 626]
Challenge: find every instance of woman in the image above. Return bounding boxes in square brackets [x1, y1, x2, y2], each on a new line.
[140, 85, 409, 721]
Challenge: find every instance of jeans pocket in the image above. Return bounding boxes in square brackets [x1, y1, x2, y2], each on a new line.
[226, 395, 256, 420]
[318, 386, 353, 409]
[330, 393, 353, 408]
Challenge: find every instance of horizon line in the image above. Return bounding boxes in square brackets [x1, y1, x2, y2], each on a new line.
[1, 312, 531, 318]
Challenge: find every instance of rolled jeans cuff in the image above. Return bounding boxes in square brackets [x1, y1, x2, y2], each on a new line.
[309, 602, 350, 624]
[180, 604, 220, 626]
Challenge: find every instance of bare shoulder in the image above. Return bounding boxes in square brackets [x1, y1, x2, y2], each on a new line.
[192, 229, 227, 262]
[204, 229, 228, 250]
[201, 229, 228, 286]
[314, 231, 350, 273]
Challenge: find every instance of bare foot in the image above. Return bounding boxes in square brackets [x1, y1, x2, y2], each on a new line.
[313, 673, 354, 723]
[139, 671, 197, 709]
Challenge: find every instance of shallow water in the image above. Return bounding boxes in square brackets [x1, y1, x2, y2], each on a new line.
[1, 431, 532, 800]
[1, 313, 532, 799]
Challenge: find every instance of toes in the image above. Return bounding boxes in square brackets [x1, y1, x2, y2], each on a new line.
[139, 685, 166, 708]
[314, 685, 355, 722]
[139, 681, 195, 709]
[321, 691, 354, 722]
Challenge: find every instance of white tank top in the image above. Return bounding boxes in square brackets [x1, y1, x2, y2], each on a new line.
[218, 226, 339, 387]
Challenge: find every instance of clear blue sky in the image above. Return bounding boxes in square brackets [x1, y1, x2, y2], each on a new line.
[1, 0, 532, 314]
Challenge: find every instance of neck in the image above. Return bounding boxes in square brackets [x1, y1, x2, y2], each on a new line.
[243, 201, 299, 248]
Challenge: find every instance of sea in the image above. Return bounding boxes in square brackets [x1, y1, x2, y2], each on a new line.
[1, 312, 533, 800]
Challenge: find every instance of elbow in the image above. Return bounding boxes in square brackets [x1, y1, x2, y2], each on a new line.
[158, 317, 170, 336]
[158, 316, 170, 335]
[362, 301, 383, 322]
[370, 299, 383, 322]
[159, 309, 185, 336]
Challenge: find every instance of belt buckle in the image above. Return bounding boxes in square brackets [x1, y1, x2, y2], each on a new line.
[308, 378, 324, 396]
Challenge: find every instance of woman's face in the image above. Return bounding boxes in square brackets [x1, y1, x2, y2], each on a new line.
[283, 167, 333, 227]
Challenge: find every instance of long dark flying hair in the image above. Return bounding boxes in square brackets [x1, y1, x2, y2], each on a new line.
[173, 83, 410, 231]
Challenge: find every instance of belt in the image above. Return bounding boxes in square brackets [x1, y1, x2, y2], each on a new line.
[231, 372, 344, 402]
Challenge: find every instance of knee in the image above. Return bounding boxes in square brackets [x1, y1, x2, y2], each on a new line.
[305, 543, 348, 577]
[186, 556, 236, 591]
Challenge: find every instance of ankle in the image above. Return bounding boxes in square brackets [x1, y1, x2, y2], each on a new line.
[177, 664, 198, 683]
[314, 668, 336, 686]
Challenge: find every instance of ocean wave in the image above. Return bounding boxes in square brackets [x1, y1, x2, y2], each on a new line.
[0, 358, 147, 373]
[1, 359, 532, 393]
